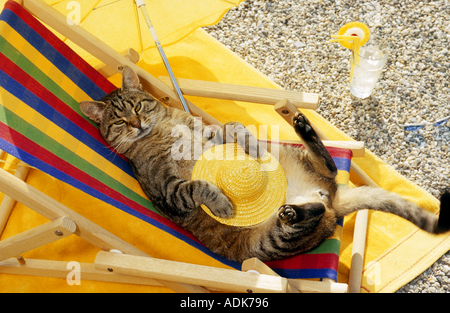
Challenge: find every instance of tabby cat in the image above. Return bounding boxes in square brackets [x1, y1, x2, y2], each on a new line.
[80, 66, 450, 262]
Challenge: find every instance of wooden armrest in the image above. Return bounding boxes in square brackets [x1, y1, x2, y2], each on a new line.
[273, 139, 365, 158]
[159, 76, 319, 110]
[95, 251, 288, 293]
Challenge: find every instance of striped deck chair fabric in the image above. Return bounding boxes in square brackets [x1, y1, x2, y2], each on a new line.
[0, 0, 351, 282]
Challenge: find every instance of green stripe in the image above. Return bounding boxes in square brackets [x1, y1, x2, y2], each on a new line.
[0, 105, 159, 215]
[306, 238, 341, 255]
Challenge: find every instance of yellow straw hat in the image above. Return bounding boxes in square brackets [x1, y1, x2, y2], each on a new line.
[192, 143, 287, 227]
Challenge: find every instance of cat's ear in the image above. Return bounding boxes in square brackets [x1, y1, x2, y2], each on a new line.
[79, 100, 107, 124]
[121, 66, 142, 91]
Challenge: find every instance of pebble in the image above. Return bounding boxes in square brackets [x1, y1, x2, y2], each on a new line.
[204, 0, 450, 293]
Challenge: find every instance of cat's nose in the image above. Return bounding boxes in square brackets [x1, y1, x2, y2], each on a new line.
[130, 117, 141, 129]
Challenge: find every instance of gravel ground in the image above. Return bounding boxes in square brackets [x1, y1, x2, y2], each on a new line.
[204, 0, 450, 293]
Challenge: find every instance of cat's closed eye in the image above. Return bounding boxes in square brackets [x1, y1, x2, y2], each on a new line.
[141, 99, 158, 112]
[114, 119, 125, 125]
[135, 102, 142, 113]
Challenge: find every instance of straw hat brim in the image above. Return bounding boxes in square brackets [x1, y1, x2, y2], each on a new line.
[192, 143, 287, 227]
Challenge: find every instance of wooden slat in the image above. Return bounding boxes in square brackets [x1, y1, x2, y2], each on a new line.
[95, 251, 287, 293]
[0, 216, 76, 262]
[242, 258, 300, 293]
[0, 257, 163, 286]
[287, 279, 348, 293]
[0, 168, 143, 256]
[95, 48, 140, 78]
[274, 98, 333, 141]
[348, 209, 369, 293]
[274, 139, 365, 158]
[0, 161, 30, 236]
[159, 76, 319, 109]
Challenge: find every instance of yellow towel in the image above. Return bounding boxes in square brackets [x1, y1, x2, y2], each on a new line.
[0, 0, 448, 293]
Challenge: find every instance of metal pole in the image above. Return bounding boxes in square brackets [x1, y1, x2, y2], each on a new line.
[134, 0, 191, 114]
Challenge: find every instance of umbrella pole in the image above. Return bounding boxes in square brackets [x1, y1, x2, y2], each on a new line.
[135, 0, 191, 114]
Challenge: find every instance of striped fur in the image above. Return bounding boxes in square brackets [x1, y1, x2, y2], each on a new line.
[80, 66, 450, 262]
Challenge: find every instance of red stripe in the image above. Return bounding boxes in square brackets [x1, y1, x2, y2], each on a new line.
[326, 146, 353, 159]
[4, 1, 116, 94]
[265, 253, 339, 270]
[0, 120, 199, 243]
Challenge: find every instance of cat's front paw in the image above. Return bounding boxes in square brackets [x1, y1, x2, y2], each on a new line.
[208, 196, 233, 218]
[293, 112, 318, 142]
[203, 188, 233, 218]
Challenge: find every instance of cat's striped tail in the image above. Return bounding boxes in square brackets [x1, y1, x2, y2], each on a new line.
[333, 187, 450, 235]
[437, 190, 450, 233]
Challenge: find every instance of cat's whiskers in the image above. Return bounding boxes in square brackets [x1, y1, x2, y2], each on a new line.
[112, 131, 135, 154]
[114, 132, 134, 150]
[101, 143, 122, 159]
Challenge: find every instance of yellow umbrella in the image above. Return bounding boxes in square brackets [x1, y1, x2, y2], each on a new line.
[46, 0, 242, 54]
[41, 0, 243, 113]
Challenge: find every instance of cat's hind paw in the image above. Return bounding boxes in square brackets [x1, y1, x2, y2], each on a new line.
[278, 203, 325, 226]
[293, 112, 318, 142]
[277, 205, 299, 224]
[224, 122, 264, 158]
[436, 190, 450, 234]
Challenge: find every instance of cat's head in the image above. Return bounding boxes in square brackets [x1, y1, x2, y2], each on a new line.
[79, 66, 164, 154]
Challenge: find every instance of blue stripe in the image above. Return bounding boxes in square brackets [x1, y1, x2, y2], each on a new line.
[0, 8, 106, 101]
[272, 267, 337, 280]
[0, 68, 135, 177]
[333, 156, 351, 172]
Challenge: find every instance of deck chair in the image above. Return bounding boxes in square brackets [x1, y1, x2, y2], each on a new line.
[1, 0, 448, 293]
[0, 0, 365, 293]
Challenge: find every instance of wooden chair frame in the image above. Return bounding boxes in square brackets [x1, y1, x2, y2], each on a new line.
[0, 0, 374, 293]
